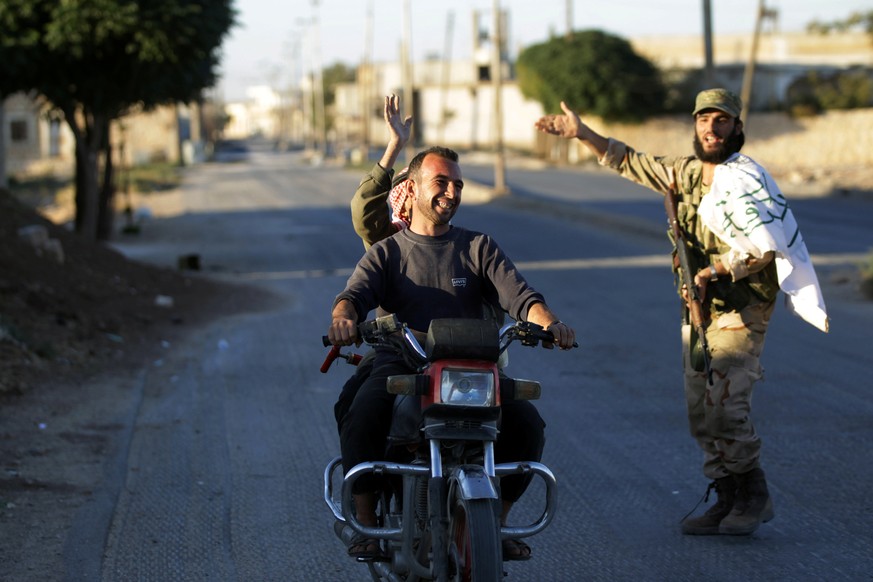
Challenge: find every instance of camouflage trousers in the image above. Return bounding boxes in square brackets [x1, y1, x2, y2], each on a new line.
[682, 299, 775, 480]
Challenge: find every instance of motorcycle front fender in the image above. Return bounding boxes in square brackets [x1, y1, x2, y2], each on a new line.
[450, 465, 499, 501]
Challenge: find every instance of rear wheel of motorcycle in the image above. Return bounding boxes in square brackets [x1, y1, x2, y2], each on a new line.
[449, 498, 502, 581]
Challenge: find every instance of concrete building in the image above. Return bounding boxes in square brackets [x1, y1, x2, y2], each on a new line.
[1, 95, 206, 182]
[2, 93, 75, 178]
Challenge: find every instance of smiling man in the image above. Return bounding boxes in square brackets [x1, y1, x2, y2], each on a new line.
[534, 89, 827, 537]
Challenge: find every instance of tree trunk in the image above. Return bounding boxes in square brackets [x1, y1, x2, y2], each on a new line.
[66, 107, 107, 241]
[74, 146, 86, 228]
[79, 143, 101, 239]
[175, 102, 186, 167]
[0, 99, 7, 190]
[97, 124, 115, 240]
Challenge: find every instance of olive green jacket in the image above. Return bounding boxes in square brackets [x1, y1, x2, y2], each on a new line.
[351, 163, 397, 250]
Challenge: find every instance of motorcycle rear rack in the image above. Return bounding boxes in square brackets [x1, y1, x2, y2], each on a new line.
[323, 455, 558, 541]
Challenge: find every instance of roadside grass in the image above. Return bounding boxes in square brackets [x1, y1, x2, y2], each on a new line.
[5, 175, 70, 208]
[124, 162, 183, 194]
[6, 162, 183, 209]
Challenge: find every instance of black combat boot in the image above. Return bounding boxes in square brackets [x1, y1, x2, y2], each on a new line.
[719, 467, 775, 535]
[680, 476, 736, 535]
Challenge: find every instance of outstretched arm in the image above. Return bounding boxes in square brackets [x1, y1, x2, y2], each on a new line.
[537, 101, 682, 196]
[534, 101, 610, 160]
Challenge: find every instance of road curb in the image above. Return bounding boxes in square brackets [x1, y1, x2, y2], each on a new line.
[469, 183, 667, 241]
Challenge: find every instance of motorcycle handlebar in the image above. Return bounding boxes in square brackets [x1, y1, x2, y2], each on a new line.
[320, 344, 341, 373]
[320, 318, 576, 373]
[504, 321, 579, 350]
[319, 340, 364, 373]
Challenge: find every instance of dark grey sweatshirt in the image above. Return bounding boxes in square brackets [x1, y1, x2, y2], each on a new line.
[334, 226, 544, 332]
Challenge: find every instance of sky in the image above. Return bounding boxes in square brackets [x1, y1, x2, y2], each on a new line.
[217, 0, 870, 101]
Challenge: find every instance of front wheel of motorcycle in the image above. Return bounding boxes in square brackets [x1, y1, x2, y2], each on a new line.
[448, 498, 502, 582]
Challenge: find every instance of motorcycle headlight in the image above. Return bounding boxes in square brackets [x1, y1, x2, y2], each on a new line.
[440, 369, 495, 406]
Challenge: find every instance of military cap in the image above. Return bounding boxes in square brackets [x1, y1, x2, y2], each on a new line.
[692, 88, 743, 118]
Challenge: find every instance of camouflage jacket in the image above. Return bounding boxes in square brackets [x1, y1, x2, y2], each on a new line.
[599, 138, 779, 312]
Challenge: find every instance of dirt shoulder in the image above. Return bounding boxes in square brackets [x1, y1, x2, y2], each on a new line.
[0, 189, 279, 579]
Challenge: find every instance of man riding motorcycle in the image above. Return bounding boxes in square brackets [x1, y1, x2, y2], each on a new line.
[327, 145, 576, 561]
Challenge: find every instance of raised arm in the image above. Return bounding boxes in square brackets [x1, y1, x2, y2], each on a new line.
[351, 94, 414, 249]
[379, 94, 412, 171]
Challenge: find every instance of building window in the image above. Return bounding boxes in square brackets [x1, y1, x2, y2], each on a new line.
[10, 120, 28, 142]
[49, 119, 61, 157]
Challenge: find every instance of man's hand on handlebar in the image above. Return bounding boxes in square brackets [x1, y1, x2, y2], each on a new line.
[525, 302, 576, 350]
[328, 316, 360, 346]
[329, 299, 362, 346]
[545, 321, 576, 350]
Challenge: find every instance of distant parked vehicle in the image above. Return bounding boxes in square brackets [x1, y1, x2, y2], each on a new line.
[212, 139, 250, 163]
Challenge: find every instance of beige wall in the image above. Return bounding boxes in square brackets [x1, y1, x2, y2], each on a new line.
[114, 106, 180, 166]
[631, 31, 873, 69]
[2, 93, 75, 177]
[4, 94, 192, 177]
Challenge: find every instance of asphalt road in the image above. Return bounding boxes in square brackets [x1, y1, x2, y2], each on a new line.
[73, 146, 873, 581]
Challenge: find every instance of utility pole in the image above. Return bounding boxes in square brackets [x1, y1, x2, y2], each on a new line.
[491, 0, 507, 195]
[289, 35, 302, 147]
[360, 0, 375, 153]
[566, 0, 574, 40]
[741, 0, 778, 124]
[439, 11, 455, 144]
[296, 18, 314, 152]
[312, 0, 327, 158]
[402, 0, 415, 162]
[702, 0, 714, 86]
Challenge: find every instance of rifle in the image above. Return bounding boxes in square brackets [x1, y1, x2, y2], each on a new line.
[664, 188, 713, 385]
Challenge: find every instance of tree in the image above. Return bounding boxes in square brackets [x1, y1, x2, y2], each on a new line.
[806, 10, 873, 36]
[0, 0, 236, 240]
[321, 62, 355, 132]
[516, 30, 665, 123]
[797, 10, 873, 115]
[787, 68, 873, 115]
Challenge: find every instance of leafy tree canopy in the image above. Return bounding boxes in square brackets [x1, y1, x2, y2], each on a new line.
[322, 62, 355, 107]
[0, 0, 237, 240]
[787, 68, 873, 114]
[1, 0, 236, 114]
[806, 10, 873, 35]
[516, 30, 666, 123]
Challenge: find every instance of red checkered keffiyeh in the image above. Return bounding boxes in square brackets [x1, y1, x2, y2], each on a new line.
[388, 167, 411, 230]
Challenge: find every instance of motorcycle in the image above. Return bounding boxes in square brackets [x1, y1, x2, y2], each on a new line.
[322, 315, 571, 581]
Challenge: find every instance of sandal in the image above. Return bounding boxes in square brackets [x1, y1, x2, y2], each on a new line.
[502, 538, 532, 561]
[347, 532, 384, 561]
